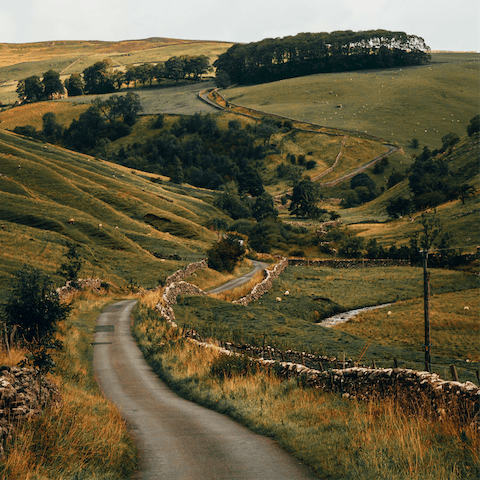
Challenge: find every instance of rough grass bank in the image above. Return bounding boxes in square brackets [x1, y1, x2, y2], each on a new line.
[132, 302, 479, 480]
[0, 291, 137, 480]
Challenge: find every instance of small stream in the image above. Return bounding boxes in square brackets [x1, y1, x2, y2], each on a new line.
[319, 303, 393, 328]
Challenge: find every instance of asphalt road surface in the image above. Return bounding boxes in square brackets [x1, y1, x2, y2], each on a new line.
[207, 260, 268, 294]
[93, 300, 319, 479]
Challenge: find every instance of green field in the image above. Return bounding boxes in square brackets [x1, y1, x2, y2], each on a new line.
[173, 264, 479, 383]
[222, 53, 480, 150]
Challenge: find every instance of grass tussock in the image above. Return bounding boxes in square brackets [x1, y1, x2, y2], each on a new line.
[0, 291, 137, 479]
[132, 303, 479, 480]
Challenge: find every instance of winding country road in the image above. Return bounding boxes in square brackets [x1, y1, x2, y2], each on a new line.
[93, 299, 319, 479]
[207, 260, 268, 294]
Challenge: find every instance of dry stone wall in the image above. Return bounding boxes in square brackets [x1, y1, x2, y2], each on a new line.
[232, 258, 288, 306]
[56, 278, 106, 301]
[152, 258, 479, 426]
[0, 366, 61, 457]
[156, 258, 288, 324]
[278, 362, 479, 425]
[189, 338, 479, 427]
[289, 258, 410, 268]
[164, 260, 207, 288]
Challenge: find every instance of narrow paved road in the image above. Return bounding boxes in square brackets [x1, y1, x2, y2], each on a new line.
[93, 300, 319, 479]
[208, 260, 268, 294]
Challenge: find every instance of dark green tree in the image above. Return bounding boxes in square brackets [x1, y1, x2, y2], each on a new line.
[386, 196, 413, 218]
[42, 70, 64, 98]
[441, 132, 460, 150]
[214, 70, 232, 89]
[83, 60, 115, 94]
[206, 236, 246, 273]
[338, 236, 364, 258]
[2, 265, 71, 346]
[16, 75, 44, 102]
[214, 187, 252, 220]
[42, 112, 64, 143]
[57, 242, 83, 286]
[164, 56, 186, 84]
[170, 156, 184, 184]
[251, 192, 278, 221]
[64, 73, 85, 96]
[289, 180, 325, 218]
[409, 138, 419, 149]
[467, 114, 479, 136]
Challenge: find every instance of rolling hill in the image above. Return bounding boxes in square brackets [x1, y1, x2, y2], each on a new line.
[0, 128, 230, 300]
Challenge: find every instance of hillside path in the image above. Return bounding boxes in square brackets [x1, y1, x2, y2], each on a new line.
[93, 300, 319, 480]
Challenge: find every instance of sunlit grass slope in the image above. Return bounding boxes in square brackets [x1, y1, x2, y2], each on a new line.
[0, 129, 228, 300]
[331, 134, 480, 250]
[222, 53, 480, 150]
[0, 38, 232, 104]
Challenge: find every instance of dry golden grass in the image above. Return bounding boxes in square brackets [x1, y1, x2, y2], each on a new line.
[134, 305, 479, 480]
[0, 102, 89, 130]
[210, 270, 265, 302]
[335, 288, 480, 361]
[0, 347, 26, 366]
[0, 291, 137, 479]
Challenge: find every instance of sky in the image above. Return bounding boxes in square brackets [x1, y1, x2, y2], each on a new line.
[1, 0, 479, 52]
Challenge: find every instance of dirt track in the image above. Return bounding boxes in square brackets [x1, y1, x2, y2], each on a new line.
[93, 300, 319, 479]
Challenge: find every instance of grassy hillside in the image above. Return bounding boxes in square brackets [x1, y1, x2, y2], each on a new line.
[0, 38, 233, 105]
[0, 128, 232, 300]
[332, 134, 480, 250]
[222, 52, 480, 150]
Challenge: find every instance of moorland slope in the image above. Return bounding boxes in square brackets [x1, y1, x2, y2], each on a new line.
[0, 128, 230, 300]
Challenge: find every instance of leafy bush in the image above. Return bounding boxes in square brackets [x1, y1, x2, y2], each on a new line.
[2, 265, 71, 346]
[206, 236, 246, 273]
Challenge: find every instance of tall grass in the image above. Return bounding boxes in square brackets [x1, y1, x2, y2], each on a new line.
[0, 291, 137, 479]
[335, 288, 480, 362]
[133, 303, 479, 480]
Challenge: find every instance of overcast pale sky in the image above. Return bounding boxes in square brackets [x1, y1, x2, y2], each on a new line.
[1, 0, 478, 51]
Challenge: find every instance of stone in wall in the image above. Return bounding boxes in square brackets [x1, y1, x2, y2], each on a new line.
[0, 366, 61, 457]
[164, 260, 208, 288]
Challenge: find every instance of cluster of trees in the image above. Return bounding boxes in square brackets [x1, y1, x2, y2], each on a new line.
[206, 235, 246, 273]
[16, 55, 212, 102]
[16, 70, 65, 102]
[216, 217, 311, 256]
[106, 114, 292, 192]
[13, 93, 143, 151]
[386, 124, 477, 218]
[214, 30, 430, 85]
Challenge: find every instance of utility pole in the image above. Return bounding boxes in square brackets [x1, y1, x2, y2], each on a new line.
[421, 249, 431, 372]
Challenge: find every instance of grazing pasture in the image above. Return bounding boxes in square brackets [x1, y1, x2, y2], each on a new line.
[222, 53, 480, 149]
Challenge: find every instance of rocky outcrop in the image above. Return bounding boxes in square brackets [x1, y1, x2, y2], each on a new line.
[0, 366, 61, 457]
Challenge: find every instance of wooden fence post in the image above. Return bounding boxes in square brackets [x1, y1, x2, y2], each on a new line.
[450, 364, 459, 382]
